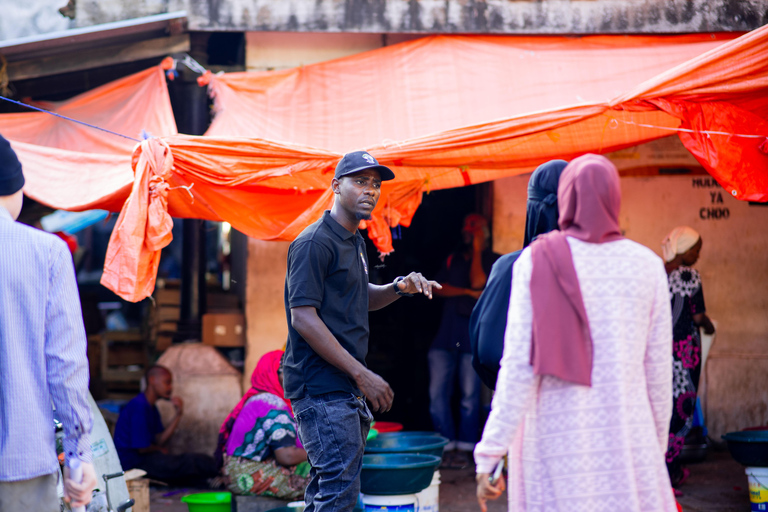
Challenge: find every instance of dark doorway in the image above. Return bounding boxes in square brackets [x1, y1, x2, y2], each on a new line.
[365, 183, 490, 431]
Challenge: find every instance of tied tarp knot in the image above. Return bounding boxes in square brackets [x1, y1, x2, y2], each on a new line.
[101, 138, 175, 301]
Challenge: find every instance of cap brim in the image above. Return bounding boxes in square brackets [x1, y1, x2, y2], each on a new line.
[338, 164, 395, 181]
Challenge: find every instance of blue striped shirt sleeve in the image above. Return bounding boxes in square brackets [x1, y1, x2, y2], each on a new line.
[45, 242, 93, 464]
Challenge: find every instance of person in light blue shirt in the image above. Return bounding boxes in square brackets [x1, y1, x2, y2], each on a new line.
[0, 134, 97, 511]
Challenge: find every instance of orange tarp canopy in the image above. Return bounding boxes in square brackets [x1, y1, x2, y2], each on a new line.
[2, 28, 767, 301]
[1, 66, 176, 211]
[205, 33, 735, 150]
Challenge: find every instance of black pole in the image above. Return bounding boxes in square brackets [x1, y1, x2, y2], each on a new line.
[177, 219, 200, 341]
[168, 60, 210, 342]
[198, 219, 208, 320]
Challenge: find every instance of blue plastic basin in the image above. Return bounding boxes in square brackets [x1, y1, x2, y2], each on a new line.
[360, 454, 441, 495]
[364, 435, 449, 458]
[722, 430, 768, 467]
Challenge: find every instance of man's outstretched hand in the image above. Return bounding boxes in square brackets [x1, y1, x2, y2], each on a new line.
[397, 272, 442, 299]
[356, 368, 394, 413]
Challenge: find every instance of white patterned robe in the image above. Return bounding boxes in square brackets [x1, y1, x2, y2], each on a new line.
[475, 237, 677, 512]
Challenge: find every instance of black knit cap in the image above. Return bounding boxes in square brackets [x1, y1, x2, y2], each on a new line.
[0, 134, 24, 196]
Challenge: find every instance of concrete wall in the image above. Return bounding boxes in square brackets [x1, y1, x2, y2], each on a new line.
[243, 239, 291, 389]
[68, 0, 768, 33]
[246, 31, 420, 70]
[493, 144, 768, 439]
[188, 0, 768, 33]
[73, 0, 185, 28]
[0, 0, 71, 41]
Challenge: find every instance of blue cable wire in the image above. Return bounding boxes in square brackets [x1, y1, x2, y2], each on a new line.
[0, 95, 141, 143]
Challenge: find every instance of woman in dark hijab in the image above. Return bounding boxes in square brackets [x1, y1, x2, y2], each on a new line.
[469, 160, 567, 389]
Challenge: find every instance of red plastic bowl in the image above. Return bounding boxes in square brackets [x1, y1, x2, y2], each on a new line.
[373, 421, 403, 433]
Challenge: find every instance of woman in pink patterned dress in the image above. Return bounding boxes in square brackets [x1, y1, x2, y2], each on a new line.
[474, 154, 678, 512]
[215, 350, 310, 500]
[661, 227, 715, 490]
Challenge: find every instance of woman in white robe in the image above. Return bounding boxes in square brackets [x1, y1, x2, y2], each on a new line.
[474, 154, 678, 512]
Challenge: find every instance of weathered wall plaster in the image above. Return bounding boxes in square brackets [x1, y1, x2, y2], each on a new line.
[0, 0, 71, 41]
[188, 0, 768, 33]
[71, 0, 768, 34]
[243, 239, 291, 390]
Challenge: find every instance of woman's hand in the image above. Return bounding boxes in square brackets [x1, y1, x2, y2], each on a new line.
[476, 472, 505, 512]
[694, 313, 715, 335]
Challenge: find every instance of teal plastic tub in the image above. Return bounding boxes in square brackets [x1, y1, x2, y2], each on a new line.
[377, 431, 443, 438]
[722, 430, 768, 467]
[360, 453, 441, 495]
[365, 435, 449, 458]
[180, 492, 232, 512]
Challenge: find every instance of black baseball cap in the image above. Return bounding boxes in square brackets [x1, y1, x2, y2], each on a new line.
[0, 134, 24, 196]
[334, 151, 395, 181]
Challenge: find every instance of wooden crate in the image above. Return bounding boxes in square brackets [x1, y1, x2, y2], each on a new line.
[126, 477, 150, 512]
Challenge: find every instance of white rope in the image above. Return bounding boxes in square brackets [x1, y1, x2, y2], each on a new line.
[613, 117, 766, 139]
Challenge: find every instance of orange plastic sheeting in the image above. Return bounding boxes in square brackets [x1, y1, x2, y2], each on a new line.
[206, 33, 737, 151]
[95, 26, 768, 301]
[10, 140, 133, 211]
[0, 66, 176, 210]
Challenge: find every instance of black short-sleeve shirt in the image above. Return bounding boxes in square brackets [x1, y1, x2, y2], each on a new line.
[283, 211, 370, 399]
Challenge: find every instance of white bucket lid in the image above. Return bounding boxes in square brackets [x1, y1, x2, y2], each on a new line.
[746, 467, 768, 477]
[361, 494, 418, 506]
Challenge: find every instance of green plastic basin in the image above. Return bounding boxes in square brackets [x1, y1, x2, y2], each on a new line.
[180, 492, 232, 512]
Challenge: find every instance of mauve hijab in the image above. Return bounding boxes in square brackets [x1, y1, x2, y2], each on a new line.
[529, 154, 624, 386]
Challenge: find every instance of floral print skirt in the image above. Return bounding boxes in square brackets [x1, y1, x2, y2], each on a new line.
[665, 333, 701, 485]
[224, 455, 311, 500]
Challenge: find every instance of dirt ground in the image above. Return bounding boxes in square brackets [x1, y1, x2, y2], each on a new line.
[148, 447, 751, 512]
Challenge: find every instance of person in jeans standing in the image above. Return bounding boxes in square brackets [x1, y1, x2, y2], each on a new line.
[284, 151, 440, 512]
[428, 214, 499, 467]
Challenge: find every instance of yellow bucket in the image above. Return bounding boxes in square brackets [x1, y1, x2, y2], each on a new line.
[746, 467, 768, 511]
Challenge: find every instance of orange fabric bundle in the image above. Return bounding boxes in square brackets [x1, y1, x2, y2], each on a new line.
[101, 139, 175, 302]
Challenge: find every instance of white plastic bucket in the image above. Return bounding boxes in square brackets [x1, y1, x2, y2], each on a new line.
[746, 467, 768, 511]
[415, 470, 440, 512]
[361, 493, 418, 512]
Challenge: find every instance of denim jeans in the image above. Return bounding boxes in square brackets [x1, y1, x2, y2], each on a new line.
[293, 392, 372, 512]
[428, 349, 481, 449]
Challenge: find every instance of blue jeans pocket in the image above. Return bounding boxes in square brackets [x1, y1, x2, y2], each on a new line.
[356, 396, 373, 429]
[295, 403, 324, 462]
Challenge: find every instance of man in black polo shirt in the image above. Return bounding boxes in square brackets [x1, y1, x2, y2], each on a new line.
[284, 151, 440, 512]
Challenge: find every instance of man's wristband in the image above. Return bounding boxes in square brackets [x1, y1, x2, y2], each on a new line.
[393, 276, 414, 297]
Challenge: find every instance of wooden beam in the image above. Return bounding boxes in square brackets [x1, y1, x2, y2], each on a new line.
[7, 34, 190, 81]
